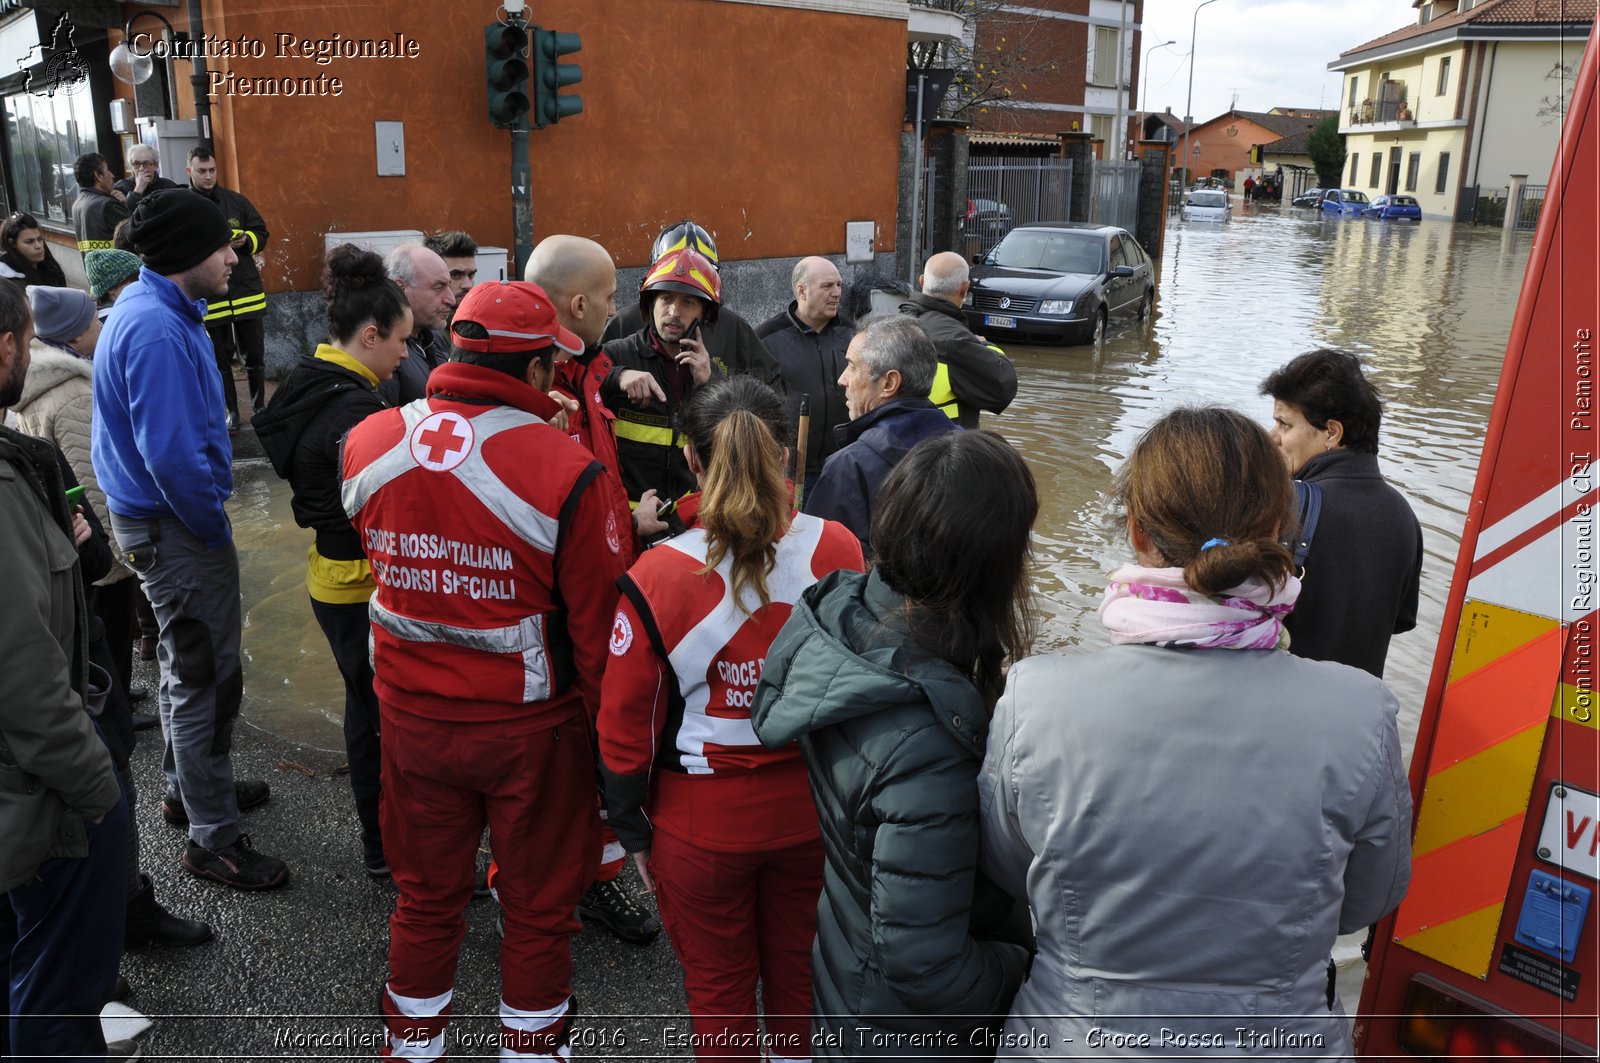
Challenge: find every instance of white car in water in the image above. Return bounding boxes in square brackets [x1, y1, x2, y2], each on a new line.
[1182, 188, 1232, 223]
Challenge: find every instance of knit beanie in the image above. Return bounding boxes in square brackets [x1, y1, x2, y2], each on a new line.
[28, 286, 96, 344]
[84, 248, 143, 302]
[128, 189, 232, 275]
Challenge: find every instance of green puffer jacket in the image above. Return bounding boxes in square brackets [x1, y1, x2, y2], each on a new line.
[752, 568, 1028, 1059]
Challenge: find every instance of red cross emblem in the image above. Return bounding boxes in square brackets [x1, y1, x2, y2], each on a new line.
[409, 411, 474, 472]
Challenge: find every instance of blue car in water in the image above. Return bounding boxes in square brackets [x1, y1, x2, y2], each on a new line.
[1364, 194, 1423, 221]
[1320, 189, 1371, 214]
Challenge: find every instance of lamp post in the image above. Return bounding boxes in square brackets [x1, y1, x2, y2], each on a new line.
[1141, 39, 1178, 134]
[1181, 0, 1221, 188]
[107, 7, 213, 147]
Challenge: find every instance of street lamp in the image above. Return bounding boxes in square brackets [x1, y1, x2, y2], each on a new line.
[1141, 39, 1178, 132]
[1181, 0, 1222, 188]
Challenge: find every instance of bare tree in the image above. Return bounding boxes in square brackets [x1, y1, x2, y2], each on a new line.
[909, 0, 1087, 128]
[1537, 61, 1575, 125]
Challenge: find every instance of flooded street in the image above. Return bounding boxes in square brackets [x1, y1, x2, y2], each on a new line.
[230, 201, 1531, 768]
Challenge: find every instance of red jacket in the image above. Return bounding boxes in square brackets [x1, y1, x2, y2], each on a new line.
[341, 362, 628, 723]
[597, 509, 864, 852]
[554, 347, 636, 566]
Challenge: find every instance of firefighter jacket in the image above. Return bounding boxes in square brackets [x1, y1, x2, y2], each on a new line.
[898, 293, 1018, 429]
[554, 346, 636, 567]
[71, 187, 129, 253]
[599, 327, 721, 508]
[340, 362, 629, 724]
[598, 508, 863, 854]
[189, 182, 269, 323]
[602, 303, 784, 392]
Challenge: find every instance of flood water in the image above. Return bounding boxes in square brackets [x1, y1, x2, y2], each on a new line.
[231, 201, 1531, 763]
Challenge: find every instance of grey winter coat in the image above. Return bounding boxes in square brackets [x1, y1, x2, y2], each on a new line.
[753, 569, 1029, 1059]
[978, 644, 1412, 1059]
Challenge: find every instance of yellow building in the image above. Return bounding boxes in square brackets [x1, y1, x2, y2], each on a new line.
[1329, 0, 1593, 220]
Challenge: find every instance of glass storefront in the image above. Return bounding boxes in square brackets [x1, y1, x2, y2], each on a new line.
[5, 86, 96, 225]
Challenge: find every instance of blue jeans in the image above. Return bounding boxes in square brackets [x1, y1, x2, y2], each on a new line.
[1, 784, 128, 1060]
[110, 513, 243, 850]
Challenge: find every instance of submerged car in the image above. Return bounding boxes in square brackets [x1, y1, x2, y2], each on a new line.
[1291, 188, 1325, 208]
[963, 222, 1155, 346]
[1320, 189, 1371, 214]
[1182, 188, 1232, 223]
[1364, 194, 1422, 221]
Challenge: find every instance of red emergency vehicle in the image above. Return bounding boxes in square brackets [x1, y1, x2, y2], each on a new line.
[1354, 26, 1600, 1062]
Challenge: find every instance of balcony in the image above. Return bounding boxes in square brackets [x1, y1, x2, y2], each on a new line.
[1347, 98, 1416, 131]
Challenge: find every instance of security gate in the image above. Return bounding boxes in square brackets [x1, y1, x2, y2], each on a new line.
[1089, 160, 1141, 231]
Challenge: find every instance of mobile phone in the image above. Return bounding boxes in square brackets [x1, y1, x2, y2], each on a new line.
[65, 485, 86, 509]
[655, 494, 678, 521]
[682, 320, 702, 342]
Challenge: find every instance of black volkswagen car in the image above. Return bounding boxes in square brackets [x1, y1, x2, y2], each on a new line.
[964, 222, 1155, 345]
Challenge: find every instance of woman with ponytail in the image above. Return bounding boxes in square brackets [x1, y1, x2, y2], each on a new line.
[252, 243, 410, 878]
[752, 429, 1039, 1057]
[976, 406, 1412, 1059]
[598, 375, 864, 1062]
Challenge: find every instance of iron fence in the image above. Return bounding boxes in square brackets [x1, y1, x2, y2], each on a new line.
[1089, 160, 1141, 231]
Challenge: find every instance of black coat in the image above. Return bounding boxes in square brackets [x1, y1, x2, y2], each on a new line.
[114, 175, 180, 213]
[898, 293, 1018, 429]
[757, 304, 854, 476]
[600, 328, 716, 508]
[1289, 448, 1422, 677]
[804, 397, 957, 556]
[602, 302, 783, 392]
[253, 353, 385, 560]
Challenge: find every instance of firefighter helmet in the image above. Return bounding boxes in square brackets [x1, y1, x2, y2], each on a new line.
[651, 220, 719, 268]
[640, 247, 721, 326]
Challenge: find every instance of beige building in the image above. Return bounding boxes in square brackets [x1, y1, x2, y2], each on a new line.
[1329, 0, 1594, 220]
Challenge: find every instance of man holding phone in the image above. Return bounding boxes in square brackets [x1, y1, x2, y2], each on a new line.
[600, 248, 721, 520]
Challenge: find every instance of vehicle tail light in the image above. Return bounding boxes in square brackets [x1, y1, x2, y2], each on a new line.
[1395, 977, 1585, 1062]
[965, 198, 976, 220]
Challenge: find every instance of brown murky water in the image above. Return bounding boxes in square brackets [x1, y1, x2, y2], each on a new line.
[230, 203, 1530, 768]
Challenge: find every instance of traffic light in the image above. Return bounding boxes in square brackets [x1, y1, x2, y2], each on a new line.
[484, 22, 529, 127]
[532, 27, 582, 128]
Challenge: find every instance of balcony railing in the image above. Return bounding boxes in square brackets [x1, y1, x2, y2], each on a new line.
[1348, 99, 1415, 126]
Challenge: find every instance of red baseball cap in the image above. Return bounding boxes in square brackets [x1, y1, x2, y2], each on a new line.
[450, 281, 583, 357]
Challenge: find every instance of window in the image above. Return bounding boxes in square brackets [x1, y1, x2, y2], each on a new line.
[1436, 151, 1451, 194]
[1350, 76, 1360, 107]
[1090, 113, 1115, 149]
[1370, 153, 1383, 187]
[5, 88, 97, 226]
[1350, 152, 1361, 185]
[1437, 55, 1452, 95]
[1406, 152, 1422, 191]
[1092, 26, 1119, 86]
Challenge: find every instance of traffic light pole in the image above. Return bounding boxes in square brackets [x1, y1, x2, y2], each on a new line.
[512, 122, 532, 278]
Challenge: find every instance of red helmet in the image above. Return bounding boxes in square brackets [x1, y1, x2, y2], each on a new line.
[640, 247, 721, 326]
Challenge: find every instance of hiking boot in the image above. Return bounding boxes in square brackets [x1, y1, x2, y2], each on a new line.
[126, 874, 213, 947]
[162, 779, 271, 827]
[182, 834, 290, 891]
[578, 878, 660, 944]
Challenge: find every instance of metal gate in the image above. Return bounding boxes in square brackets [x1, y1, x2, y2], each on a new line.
[1513, 182, 1548, 230]
[958, 155, 1073, 258]
[1089, 160, 1141, 231]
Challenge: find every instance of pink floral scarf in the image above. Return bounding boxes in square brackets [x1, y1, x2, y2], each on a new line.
[1099, 564, 1300, 650]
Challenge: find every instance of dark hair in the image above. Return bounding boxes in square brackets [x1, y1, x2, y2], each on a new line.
[74, 152, 108, 188]
[449, 321, 551, 380]
[0, 275, 28, 336]
[322, 243, 409, 345]
[112, 218, 135, 252]
[873, 431, 1038, 706]
[679, 376, 791, 613]
[187, 146, 215, 164]
[1116, 406, 1296, 596]
[425, 230, 478, 259]
[0, 212, 67, 288]
[1259, 348, 1382, 454]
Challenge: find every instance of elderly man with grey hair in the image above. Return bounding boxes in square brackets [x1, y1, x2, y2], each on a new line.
[379, 244, 457, 405]
[803, 314, 957, 556]
[897, 250, 1018, 429]
[113, 144, 179, 213]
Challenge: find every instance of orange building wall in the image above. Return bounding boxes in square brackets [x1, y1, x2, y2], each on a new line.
[1182, 114, 1283, 180]
[131, 0, 904, 293]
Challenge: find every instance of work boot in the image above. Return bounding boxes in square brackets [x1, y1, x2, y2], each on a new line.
[130, 710, 158, 731]
[182, 834, 290, 891]
[162, 779, 271, 827]
[246, 367, 267, 415]
[577, 878, 660, 944]
[125, 874, 213, 947]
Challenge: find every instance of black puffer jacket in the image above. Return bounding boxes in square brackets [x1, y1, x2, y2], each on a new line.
[253, 352, 385, 560]
[752, 569, 1028, 1058]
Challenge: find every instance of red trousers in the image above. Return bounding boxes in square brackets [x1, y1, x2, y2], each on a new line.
[650, 831, 824, 1062]
[379, 705, 599, 1061]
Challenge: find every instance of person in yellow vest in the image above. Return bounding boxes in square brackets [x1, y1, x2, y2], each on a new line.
[898, 252, 1018, 428]
[186, 147, 269, 429]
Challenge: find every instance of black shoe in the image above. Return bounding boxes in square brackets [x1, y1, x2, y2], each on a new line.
[363, 851, 391, 879]
[182, 834, 289, 891]
[111, 974, 132, 1002]
[225, 411, 239, 433]
[139, 636, 157, 661]
[578, 878, 660, 944]
[130, 711, 159, 731]
[126, 874, 213, 947]
[163, 779, 271, 827]
[127, 683, 148, 703]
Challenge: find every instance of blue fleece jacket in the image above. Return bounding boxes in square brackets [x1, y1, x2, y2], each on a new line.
[92, 267, 233, 549]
